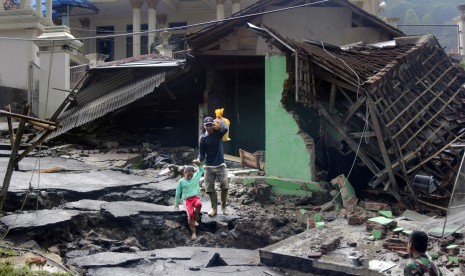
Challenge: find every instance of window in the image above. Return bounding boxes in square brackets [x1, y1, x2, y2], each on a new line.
[126, 24, 148, 57]
[96, 26, 114, 61]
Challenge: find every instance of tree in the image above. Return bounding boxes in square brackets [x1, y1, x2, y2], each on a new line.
[421, 12, 433, 24]
[404, 8, 419, 24]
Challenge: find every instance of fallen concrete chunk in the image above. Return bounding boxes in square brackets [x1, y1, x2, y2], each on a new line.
[330, 175, 358, 207]
[307, 251, 322, 258]
[188, 250, 228, 270]
[364, 202, 391, 211]
[320, 237, 341, 255]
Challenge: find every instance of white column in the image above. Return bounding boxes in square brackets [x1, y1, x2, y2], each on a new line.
[130, 0, 143, 57]
[384, 17, 400, 29]
[21, 0, 32, 9]
[232, 0, 241, 14]
[216, 0, 225, 20]
[457, 4, 465, 56]
[147, 0, 158, 51]
[36, 0, 42, 16]
[46, 0, 52, 22]
[35, 26, 83, 119]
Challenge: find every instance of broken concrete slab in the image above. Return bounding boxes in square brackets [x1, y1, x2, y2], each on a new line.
[73, 247, 264, 275]
[259, 218, 404, 275]
[64, 200, 107, 211]
[0, 209, 82, 230]
[100, 201, 177, 218]
[0, 157, 155, 193]
[187, 250, 228, 269]
[68, 252, 144, 268]
[87, 262, 280, 276]
[137, 247, 260, 266]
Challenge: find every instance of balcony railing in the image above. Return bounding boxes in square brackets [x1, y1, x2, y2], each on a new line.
[70, 64, 88, 90]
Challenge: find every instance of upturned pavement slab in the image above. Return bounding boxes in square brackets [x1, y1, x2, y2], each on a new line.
[100, 201, 179, 218]
[0, 157, 155, 193]
[0, 209, 82, 230]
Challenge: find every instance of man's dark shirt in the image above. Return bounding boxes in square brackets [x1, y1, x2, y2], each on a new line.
[198, 120, 228, 166]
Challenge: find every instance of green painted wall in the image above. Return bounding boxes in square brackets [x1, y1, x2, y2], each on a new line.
[265, 55, 313, 182]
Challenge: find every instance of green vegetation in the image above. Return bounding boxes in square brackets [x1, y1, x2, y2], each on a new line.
[383, 0, 459, 24]
[0, 248, 19, 258]
[0, 261, 71, 276]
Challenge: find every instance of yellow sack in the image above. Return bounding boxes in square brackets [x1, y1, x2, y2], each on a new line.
[215, 108, 231, 141]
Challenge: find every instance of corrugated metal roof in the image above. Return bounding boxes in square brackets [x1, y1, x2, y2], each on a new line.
[48, 72, 166, 140]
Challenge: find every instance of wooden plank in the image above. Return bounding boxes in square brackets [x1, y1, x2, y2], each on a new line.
[0, 107, 28, 211]
[348, 131, 376, 138]
[319, 72, 359, 93]
[342, 96, 366, 125]
[407, 132, 465, 174]
[6, 117, 14, 146]
[0, 110, 57, 126]
[400, 85, 462, 149]
[16, 130, 53, 163]
[318, 105, 380, 175]
[329, 83, 336, 115]
[366, 96, 399, 193]
[386, 66, 453, 128]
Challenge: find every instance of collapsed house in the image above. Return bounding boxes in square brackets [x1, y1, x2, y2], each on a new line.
[45, 0, 465, 211]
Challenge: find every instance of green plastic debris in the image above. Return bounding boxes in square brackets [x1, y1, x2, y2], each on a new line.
[372, 229, 382, 240]
[428, 226, 462, 237]
[448, 256, 459, 265]
[313, 213, 322, 222]
[368, 216, 393, 225]
[378, 210, 392, 218]
[393, 227, 404, 233]
[403, 229, 412, 235]
[431, 253, 439, 260]
[316, 222, 325, 228]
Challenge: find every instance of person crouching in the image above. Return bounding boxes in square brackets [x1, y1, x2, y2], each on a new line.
[174, 159, 204, 240]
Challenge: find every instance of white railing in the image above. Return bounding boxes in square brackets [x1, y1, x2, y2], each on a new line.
[70, 64, 88, 90]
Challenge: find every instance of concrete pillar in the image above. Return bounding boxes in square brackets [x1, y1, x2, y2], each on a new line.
[85, 53, 109, 67]
[384, 17, 400, 29]
[21, 0, 32, 9]
[232, 0, 241, 14]
[130, 0, 143, 57]
[46, 0, 52, 23]
[456, 4, 465, 56]
[155, 30, 175, 58]
[35, 26, 83, 119]
[147, 0, 158, 52]
[216, 0, 225, 20]
[35, 0, 42, 16]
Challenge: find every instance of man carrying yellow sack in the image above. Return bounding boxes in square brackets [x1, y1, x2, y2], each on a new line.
[198, 115, 229, 216]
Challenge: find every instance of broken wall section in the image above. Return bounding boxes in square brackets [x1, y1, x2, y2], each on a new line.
[264, 54, 323, 196]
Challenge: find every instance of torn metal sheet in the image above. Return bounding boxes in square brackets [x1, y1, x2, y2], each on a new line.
[47, 72, 166, 140]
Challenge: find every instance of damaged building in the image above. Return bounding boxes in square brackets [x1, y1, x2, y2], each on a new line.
[47, 0, 465, 211]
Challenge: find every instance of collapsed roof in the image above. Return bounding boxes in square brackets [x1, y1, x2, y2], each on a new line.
[47, 54, 186, 140]
[268, 29, 465, 209]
